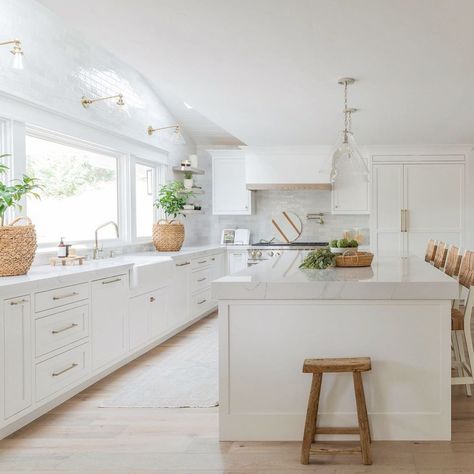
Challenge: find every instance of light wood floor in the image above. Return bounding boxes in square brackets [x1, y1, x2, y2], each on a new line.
[1, 313, 474, 473]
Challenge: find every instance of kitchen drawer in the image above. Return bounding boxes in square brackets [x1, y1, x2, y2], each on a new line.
[35, 283, 89, 313]
[190, 267, 211, 293]
[191, 256, 211, 270]
[35, 305, 89, 357]
[35, 343, 90, 402]
[190, 288, 213, 316]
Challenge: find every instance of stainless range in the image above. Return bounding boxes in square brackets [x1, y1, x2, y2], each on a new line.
[247, 242, 328, 267]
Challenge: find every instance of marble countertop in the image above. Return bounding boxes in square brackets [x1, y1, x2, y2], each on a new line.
[212, 252, 459, 300]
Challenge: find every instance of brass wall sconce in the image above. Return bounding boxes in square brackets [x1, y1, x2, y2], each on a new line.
[81, 93, 125, 109]
[0, 39, 24, 69]
[147, 124, 180, 136]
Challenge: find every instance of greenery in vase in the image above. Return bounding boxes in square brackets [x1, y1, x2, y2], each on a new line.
[330, 238, 358, 248]
[299, 248, 336, 269]
[154, 180, 192, 220]
[0, 154, 42, 226]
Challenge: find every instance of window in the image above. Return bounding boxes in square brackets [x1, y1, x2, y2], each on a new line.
[26, 134, 120, 244]
[135, 162, 155, 238]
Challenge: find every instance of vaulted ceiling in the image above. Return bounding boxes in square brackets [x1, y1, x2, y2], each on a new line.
[39, 0, 474, 146]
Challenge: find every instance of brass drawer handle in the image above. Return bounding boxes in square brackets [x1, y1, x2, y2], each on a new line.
[9, 298, 28, 306]
[197, 277, 207, 282]
[102, 278, 121, 285]
[52, 292, 79, 301]
[52, 363, 78, 377]
[52, 323, 78, 334]
[176, 262, 190, 267]
[197, 260, 207, 264]
[197, 299, 207, 305]
[150, 296, 156, 302]
[211, 257, 216, 261]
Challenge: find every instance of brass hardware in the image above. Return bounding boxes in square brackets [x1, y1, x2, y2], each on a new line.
[147, 124, 180, 136]
[150, 296, 156, 303]
[198, 260, 207, 264]
[211, 257, 215, 261]
[9, 298, 28, 306]
[52, 363, 78, 377]
[176, 261, 190, 267]
[52, 323, 78, 334]
[197, 299, 207, 305]
[102, 278, 122, 285]
[404, 209, 408, 232]
[0, 39, 23, 67]
[197, 277, 207, 282]
[52, 292, 79, 301]
[81, 93, 124, 109]
[401, 209, 404, 232]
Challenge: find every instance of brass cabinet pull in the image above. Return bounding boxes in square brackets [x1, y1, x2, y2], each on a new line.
[102, 278, 121, 285]
[404, 209, 408, 232]
[52, 363, 78, 377]
[211, 257, 215, 261]
[197, 299, 207, 305]
[149, 296, 156, 303]
[197, 260, 207, 264]
[52, 323, 78, 334]
[400, 209, 405, 232]
[176, 262, 190, 267]
[9, 298, 28, 306]
[52, 292, 79, 301]
[197, 277, 207, 282]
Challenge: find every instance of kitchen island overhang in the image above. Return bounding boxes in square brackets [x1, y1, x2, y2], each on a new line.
[212, 254, 458, 441]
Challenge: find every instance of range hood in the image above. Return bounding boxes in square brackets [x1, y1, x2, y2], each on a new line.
[243, 146, 333, 191]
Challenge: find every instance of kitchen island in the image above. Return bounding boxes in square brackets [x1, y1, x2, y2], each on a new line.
[212, 252, 459, 441]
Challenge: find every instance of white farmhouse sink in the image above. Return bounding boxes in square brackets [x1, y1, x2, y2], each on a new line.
[117, 255, 174, 295]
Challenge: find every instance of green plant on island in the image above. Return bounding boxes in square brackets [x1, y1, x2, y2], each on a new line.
[330, 238, 359, 248]
[153, 180, 194, 220]
[299, 248, 336, 269]
[0, 154, 42, 226]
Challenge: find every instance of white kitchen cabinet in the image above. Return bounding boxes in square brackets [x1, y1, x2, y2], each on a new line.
[331, 167, 369, 214]
[91, 274, 128, 370]
[372, 161, 465, 257]
[149, 288, 167, 339]
[228, 250, 248, 274]
[3, 296, 32, 419]
[211, 150, 253, 215]
[167, 259, 191, 330]
[210, 252, 226, 281]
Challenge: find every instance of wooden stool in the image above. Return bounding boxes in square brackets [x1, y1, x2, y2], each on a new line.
[301, 357, 372, 466]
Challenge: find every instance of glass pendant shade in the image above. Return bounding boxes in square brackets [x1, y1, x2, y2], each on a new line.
[330, 131, 369, 183]
[11, 51, 23, 70]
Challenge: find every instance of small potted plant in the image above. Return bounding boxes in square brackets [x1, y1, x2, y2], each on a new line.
[152, 181, 189, 251]
[183, 171, 193, 190]
[329, 238, 359, 254]
[0, 155, 42, 276]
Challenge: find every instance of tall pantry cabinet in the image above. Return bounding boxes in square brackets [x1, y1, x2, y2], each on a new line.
[371, 157, 465, 257]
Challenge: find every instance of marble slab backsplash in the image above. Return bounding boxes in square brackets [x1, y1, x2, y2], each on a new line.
[215, 190, 370, 245]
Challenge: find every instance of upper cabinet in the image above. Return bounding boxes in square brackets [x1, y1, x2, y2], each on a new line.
[331, 170, 370, 214]
[211, 150, 253, 215]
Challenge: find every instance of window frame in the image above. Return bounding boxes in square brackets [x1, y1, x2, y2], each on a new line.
[131, 156, 167, 241]
[24, 126, 126, 247]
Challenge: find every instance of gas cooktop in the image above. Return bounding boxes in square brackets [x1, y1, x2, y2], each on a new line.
[251, 241, 328, 247]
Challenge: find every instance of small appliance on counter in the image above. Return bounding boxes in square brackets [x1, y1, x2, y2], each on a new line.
[221, 228, 251, 245]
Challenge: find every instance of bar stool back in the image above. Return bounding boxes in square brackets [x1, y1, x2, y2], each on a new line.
[425, 239, 438, 263]
[444, 245, 462, 277]
[433, 241, 448, 269]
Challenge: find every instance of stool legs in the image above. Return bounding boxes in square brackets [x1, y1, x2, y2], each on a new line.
[353, 371, 372, 465]
[301, 373, 322, 465]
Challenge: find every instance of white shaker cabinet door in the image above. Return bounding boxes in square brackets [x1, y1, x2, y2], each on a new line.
[332, 168, 369, 214]
[372, 164, 405, 257]
[129, 293, 150, 351]
[228, 251, 248, 274]
[405, 163, 464, 257]
[149, 288, 167, 339]
[3, 296, 32, 419]
[212, 153, 252, 215]
[91, 275, 128, 370]
[167, 259, 191, 330]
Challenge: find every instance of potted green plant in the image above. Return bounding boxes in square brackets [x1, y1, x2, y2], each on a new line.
[0, 154, 42, 276]
[183, 171, 193, 190]
[152, 180, 189, 251]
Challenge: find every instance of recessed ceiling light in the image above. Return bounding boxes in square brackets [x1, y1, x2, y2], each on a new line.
[184, 102, 193, 109]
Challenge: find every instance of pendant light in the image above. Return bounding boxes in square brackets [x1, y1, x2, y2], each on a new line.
[330, 78, 369, 183]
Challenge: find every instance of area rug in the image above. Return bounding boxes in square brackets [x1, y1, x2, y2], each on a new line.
[99, 330, 218, 408]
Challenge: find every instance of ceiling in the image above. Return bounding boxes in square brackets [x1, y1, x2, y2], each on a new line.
[38, 0, 474, 146]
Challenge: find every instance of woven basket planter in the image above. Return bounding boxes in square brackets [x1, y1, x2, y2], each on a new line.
[335, 250, 374, 268]
[0, 217, 37, 276]
[153, 219, 185, 252]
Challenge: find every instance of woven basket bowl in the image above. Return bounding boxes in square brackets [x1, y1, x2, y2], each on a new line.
[335, 250, 374, 268]
[153, 220, 185, 252]
[0, 217, 37, 276]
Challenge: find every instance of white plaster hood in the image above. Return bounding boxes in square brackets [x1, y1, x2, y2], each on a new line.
[243, 146, 333, 190]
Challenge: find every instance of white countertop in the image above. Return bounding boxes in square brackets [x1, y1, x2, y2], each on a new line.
[212, 252, 459, 300]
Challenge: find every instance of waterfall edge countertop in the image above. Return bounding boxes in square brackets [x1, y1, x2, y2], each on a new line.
[212, 253, 459, 300]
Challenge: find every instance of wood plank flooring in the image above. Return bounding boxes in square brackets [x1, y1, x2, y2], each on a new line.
[1, 312, 474, 473]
